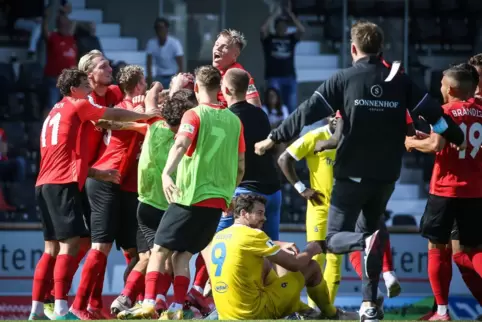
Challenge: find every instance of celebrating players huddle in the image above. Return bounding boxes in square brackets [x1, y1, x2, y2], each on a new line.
[29, 22, 482, 322]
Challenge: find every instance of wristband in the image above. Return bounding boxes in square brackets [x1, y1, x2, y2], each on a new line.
[294, 181, 307, 194]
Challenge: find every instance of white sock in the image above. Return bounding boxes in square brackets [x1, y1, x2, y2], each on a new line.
[143, 299, 156, 307]
[437, 305, 448, 315]
[54, 299, 69, 316]
[31, 301, 44, 315]
[383, 271, 398, 285]
[168, 302, 183, 312]
[193, 285, 203, 294]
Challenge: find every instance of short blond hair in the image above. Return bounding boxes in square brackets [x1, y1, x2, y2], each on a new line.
[117, 65, 145, 94]
[78, 49, 103, 73]
[194, 65, 221, 91]
[217, 29, 247, 51]
[351, 20, 384, 55]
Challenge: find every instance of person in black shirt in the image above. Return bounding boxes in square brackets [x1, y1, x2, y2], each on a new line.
[260, 4, 305, 113]
[216, 67, 282, 241]
[255, 20, 466, 322]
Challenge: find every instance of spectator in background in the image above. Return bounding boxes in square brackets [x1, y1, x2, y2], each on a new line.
[261, 2, 304, 113]
[6, 0, 45, 59]
[43, 11, 77, 110]
[146, 17, 184, 88]
[75, 21, 103, 61]
[262, 87, 289, 128]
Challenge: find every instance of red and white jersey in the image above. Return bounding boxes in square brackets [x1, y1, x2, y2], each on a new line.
[217, 62, 259, 107]
[36, 97, 107, 189]
[430, 99, 482, 198]
[82, 85, 123, 166]
[91, 99, 144, 192]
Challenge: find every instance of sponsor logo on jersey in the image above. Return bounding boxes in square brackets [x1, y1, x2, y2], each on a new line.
[247, 84, 257, 94]
[354, 99, 400, 108]
[215, 282, 229, 293]
[180, 123, 195, 134]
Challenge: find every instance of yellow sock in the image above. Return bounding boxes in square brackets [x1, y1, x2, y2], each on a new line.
[307, 278, 337, 317]
[308, 253, 326, 309]
[324, 253, 343, 304]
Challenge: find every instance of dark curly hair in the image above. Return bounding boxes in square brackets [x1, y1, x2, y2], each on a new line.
[171, 89, 197, 106]
[56, 68, 88, 96]
[233, 194, 267, 219]
[161, 95, 197, 127]
[469, 53, 482, 68]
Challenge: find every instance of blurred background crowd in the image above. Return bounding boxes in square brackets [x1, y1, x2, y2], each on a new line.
[0, 0, 480, 228]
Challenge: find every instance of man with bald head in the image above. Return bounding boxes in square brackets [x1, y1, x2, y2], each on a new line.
[217, 68, 282, 239]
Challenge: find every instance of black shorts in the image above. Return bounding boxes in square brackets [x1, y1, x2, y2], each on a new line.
[137, 201, 165, 252]
[154, 203, 222, 254]
[420, 194, 482, 247]
[79, 188, 91, 236]
[136, 228, 150, 254]
[86, 178, 139, 249]
[36, 183, 88, 241]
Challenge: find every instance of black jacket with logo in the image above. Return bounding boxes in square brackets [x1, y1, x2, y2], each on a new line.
[271, 55, 444, 183]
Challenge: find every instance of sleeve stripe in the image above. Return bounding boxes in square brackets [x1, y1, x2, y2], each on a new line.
[87, 95, 104, 109]
[286, 148, 301, 161]
[412, 93, 429, 112]
[314, 91, 335, 113]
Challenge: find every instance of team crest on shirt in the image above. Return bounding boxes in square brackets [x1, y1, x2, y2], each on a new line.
[215, 282, 229, 293]
[180, 123, 195, 134]
[370, 85, 383, 98]
[247, 84, 257, 94]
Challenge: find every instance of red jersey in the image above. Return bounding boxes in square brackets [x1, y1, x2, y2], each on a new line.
[430, 100, 482, 198]
[217, 62, 259, 107]
[36, 97, 107, 189]
[178, 103, 246, 209]
[91, 99, 144, 192]
[82, 85, 123, 165]
[44, 32, 77, 77]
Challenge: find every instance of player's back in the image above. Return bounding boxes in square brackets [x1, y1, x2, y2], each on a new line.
[210, 224, 279, 320]
[37, 97, 91, 188]
[431, 100, 482, 197]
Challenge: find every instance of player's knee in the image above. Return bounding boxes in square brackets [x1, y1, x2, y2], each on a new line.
[303, 260, 322, 287]
[171, 251, 193, 268]
[59, 236, 80, 256]
[164, 256, 173, 275]
[428, 240, 447, 250]
[138, 252, 150, 268]
[44, 241, 60, 256]
[91, 242, 112, 255]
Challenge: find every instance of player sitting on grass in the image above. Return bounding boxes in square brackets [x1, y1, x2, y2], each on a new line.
[207, 193, 357, 320]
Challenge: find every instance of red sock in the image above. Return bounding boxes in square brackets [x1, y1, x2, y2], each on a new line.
[471, 251, 482, 278]
[443, 248, 452, 296]
[158, 273, 173, 296]
[32, 253, 56, 302]
[54, 254, 75, 301]
[121, 270, 145, 303]
[88, 260, 107, 310]
[124, 252, 133, 266]
[72, 249, 106, 310]
[382, 238, 394, 272]
[145, 271, 161, 301]
[75, 238, 91, 265]
[137, 292, 144, 303]
[349, 252, 363, 279]
[428, 248, 450, 305]
[173, 276, 190, 304]
[453, 252, 482, 305]
[194, 255, 209, 289]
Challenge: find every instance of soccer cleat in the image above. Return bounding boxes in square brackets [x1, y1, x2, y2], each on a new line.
[428, 312, 451, 321]
[155, 298, 168, 313]
[117, 304, 158, 320]
[87, 306, 112, 319]
[364, 230, 386, 280]
[284, 312, 303, 320]
[298, 308, 322, 320]
[330, 308, 359, 320]
[159, 309, 184, 320]
[44, 303, 55, 320]
[383, 271, 402, 298]
[68, 308, 95, 320]
[359, 306, 379, 322]
[53, 311, 80, 320]
[28, 313, 50, 320]
[186, 288, 214, 315]
[418, 312, 435, 320]
[110, 294, 133, 315]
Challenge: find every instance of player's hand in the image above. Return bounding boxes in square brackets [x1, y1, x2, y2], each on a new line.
[133, 104, 145, 114]
[95, 169, 120, 184]
[254, 138, 275, 155]
[300, 188, 324, 206]
[415, 130, 430, 139]
[170, 73, 194, 93]
[404, 136, 415, 152]
[132, 95, 145, 106]
[450, 139, 467, 151]
[314, 140, 327, 153]
[278, 242, 300, 255]
[305, 241, 323, 257]
[162, 173, 180, 203]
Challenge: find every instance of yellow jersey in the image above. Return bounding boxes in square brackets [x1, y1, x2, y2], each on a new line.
[209, 224, 280, 320]
[286, 125, 336, 203]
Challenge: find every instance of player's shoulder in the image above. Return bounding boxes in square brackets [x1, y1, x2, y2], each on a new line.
[304, 125, 330, 141]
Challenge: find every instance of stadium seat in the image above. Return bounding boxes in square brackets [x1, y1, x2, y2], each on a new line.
[392, 214, 417, 226]
[1, 121, 27, 148]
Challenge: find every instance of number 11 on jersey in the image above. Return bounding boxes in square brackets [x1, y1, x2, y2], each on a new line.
[211, 242, 226, 277]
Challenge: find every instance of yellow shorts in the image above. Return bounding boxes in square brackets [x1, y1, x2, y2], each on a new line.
[261, 271, 305, 319]
[306, 205, 328, 242]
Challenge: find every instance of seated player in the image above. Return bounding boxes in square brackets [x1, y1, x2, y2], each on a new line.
[30, 68, 161, 321]
[111, 84, 198, 315]
[405, 63, 482, 321]
[208, 193, 357, 320]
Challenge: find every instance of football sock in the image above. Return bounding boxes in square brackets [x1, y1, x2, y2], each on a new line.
[53, 254, 75, 316]
[88, 259, 107, 310]
[453, 252, 482, 305]
[307, 278, 337, 317]
[193, 255, 209, 293]
[122, 270, 145, 303]
[349, 251, 363, 278]
[308, 253, 325, 309]
[382, 238, 394, 272]
[32, 253, 55, 304]
[75, 238, 91, 267]
[72, 249, 106, 310]
[144, 271, 161, 303]
[428, 249, 450, 306]
[471, 250, 482, 278]
[173, 275, 190, 305]
[324, 253, 343, 304]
